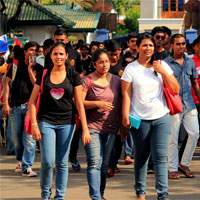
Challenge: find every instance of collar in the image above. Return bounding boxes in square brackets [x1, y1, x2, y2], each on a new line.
[168, 54, 189, 64]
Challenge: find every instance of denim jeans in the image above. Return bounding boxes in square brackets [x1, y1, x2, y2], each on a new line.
[69, 127, 81, 163]
[168, 109, 199, 171]
[39, 121, 75, 200]
[131, 114, 170, 200]
[109, 134, 122, 170]
[6, 113, 15, 154]
[12, 105, 36, 171]
[124, 130, 134, 157]
[85, 129, 116, 200]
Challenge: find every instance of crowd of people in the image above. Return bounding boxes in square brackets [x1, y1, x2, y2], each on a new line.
[0, 26, 200, 200]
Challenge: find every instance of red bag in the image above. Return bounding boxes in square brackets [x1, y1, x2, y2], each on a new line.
[163, 84, 183, 115]
[24, 69, 47, 134]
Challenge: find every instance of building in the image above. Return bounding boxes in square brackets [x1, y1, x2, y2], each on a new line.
[138, 0, 187, 33]
[1, 0, 74, 44]
[44, 4, 100, 43]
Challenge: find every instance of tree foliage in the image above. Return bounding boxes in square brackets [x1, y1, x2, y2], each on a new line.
[114, 4, 140, 37]
[124, 6, 139, 32]
[112, 0, 139, 15]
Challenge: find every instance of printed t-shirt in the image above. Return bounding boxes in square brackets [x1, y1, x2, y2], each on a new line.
[36, 68, 82, 125]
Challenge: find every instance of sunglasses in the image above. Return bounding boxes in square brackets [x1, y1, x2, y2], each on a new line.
[155, 35, 165, 40]
[175, 42, 186, 46]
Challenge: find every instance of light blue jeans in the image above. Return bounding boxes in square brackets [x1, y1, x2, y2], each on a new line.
[168, 108, 199, 171]
[12, 105, 36, 171]
[131, 114, 170, 200]
[39, 121, 75, 200]
[85, 129, 116, 200]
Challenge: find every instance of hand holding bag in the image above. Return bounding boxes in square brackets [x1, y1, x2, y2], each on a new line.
[163, 83, 183, 115]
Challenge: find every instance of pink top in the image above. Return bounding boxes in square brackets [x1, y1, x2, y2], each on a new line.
[83, 74, 121, 133]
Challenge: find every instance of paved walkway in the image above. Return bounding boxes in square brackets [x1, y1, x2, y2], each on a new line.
[0, 146, 200, 200]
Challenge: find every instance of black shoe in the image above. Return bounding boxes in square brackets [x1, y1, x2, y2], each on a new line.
[71, 160, 81, 172]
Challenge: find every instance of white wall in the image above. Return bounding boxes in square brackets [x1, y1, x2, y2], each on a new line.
[139, 0, 185, 33]
[140, 0, 155, 18]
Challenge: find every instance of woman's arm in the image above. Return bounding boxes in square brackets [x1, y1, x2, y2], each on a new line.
[82, 87, 113, 111]
[28, 63, 36, 85]
[29, 84, 41, 141]
[121, 80, 132, 128]
[74, 85, 91, 145]
[162, 73, 180, 94]
[2, 77, 11, 116]
[153, 60, 180, 94]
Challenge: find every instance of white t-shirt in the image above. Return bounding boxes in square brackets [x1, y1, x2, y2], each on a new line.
[121, 60, 173, 120]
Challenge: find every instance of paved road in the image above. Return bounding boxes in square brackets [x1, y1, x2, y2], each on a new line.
[0, 146, 200, 200]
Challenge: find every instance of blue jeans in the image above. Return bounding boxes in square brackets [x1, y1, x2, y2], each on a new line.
[39, 121, 75, 200]
[131, 114, 170, 200]
[6, 113, 15, 154]
[85, 129, 116, 200]
[12, 105, 36, 171]
[124, 130, 134, 157]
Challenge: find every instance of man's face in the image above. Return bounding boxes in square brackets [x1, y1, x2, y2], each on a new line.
[110, 50, 120, 64]
[171, 37, 186, 56]
[54, 34, 68, 44]
[193, 42, 200, 57]
[154, 32, 166, 47]
[80, 47, 89, 57]
[127, 37, 137, 51]
[25, 46, 37, 59]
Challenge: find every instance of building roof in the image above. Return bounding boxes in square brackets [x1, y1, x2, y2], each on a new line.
[3, 0, 74, 28]
[45, 5, 100, 32]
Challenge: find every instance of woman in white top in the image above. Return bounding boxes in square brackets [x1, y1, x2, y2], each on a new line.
[121, 33, 179, 200]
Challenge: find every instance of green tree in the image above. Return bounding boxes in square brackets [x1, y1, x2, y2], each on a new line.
[124, 6, 139, 32]
[112, 0, 139, 15]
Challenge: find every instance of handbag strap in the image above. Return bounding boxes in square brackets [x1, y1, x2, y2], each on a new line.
[40, 69, 47, 93]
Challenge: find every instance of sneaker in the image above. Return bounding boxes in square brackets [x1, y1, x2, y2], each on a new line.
[22, 167, 37, 177]
[71, 160, 81, 172]
[15, 162, 22, 173]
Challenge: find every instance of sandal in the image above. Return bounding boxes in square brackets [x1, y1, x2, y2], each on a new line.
[179, 164, 194, 178]
[168, 171, 180, 179]
[124, 155, 133, 165]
